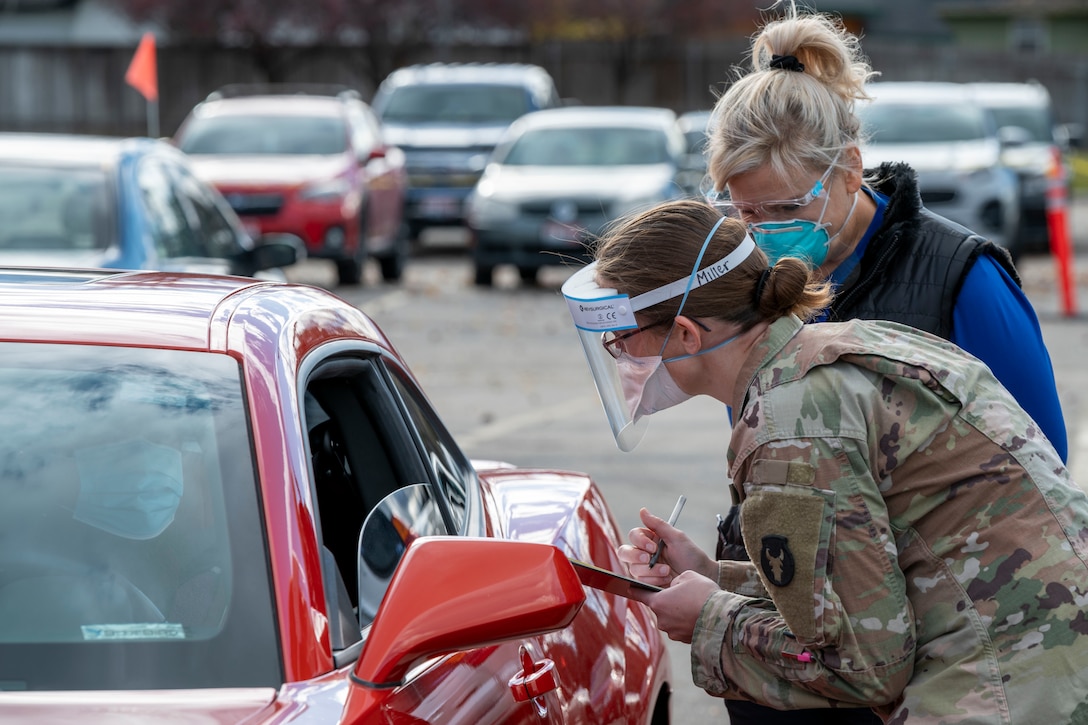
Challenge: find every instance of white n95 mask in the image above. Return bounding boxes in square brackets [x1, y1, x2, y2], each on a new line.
[616, 350, 693, 419]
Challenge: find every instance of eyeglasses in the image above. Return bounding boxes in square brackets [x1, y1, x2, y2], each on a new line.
[703, 161, 835, 222]
[601, 320, 669, 359]
[601, 318, 712, 359]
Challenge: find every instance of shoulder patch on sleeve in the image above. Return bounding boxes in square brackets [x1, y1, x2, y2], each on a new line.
[750, 459, 816, 486]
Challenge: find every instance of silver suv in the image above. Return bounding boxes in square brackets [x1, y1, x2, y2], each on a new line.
[858, 81, 1019, 254]
[372, 63, 561, 242]
[969, 81, 1070, 258]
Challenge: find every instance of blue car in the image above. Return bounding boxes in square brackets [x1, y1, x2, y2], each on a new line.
[0, 133, 298, 276]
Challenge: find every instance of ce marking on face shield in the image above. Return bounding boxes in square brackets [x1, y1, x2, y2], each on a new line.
[599, 311, 619, 322]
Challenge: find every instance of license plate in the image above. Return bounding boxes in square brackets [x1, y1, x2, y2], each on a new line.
[419, 195, 461, 219]
[540, 220, 584, 245]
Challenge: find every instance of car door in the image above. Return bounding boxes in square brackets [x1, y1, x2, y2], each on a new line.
[347, 103, 405, 243]
[298, 350, 567, 724]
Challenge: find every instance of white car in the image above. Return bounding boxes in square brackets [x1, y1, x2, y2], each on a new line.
[858, 82, 1019, 252]
[465, 106, 687, 286]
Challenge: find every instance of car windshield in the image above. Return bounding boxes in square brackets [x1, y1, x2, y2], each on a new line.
[987, 106, 1052, 142]
[0, 344, 281, 691]
[501, 127, 670, 166]
[179, 114, 349, 155]
[380, 84, 530, 123]
[860, 103, 989, 143]
[0, 165, 112, 252]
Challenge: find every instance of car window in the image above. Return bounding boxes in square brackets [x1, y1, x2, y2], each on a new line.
[860, 102, 990, 144]
[346, 104, 380, 154]
[300, 355, 457, 647]
[169, 163, 246, 258]
[987, 106, 1052, 142]
[178, 114, 349, 155]
[0, 343, 280, 691]
[0, 164, 112, 252]
[501, 126, 671, 166]
[386, 366, 470, 533]
[135, 158, 202, 258]
[380, 84, 531, 123]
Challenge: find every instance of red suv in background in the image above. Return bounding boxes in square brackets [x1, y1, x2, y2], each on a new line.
[175, 86, 408, 285]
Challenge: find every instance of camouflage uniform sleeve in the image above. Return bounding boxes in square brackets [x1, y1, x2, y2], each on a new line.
[691, 436, 915, 709]
[717, 560, 767, 597]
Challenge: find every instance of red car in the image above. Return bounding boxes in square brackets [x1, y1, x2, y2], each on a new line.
[175, 86, 409, 286]
[0, 268, 671, 724]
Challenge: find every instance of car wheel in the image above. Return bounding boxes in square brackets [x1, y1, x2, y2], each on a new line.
[517, 266, 538, 285]
[337, 256, 364, 286]
[379, 223, 410, 282]
[474, 265, 494, 287]
[339, 206, 369, 286]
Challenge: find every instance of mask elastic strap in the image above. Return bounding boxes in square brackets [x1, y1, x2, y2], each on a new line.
[824, 190, 860, 247]
[658, 215, 727, 354]
[663, 332, 738, 364]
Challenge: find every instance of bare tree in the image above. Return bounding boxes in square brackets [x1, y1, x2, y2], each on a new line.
[108, 0, 446, 87]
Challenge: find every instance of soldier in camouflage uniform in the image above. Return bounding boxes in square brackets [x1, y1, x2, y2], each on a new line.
[567, 200, 1088, 722]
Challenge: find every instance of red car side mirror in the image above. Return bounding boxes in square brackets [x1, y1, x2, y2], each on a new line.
[350, 537, 585, 688]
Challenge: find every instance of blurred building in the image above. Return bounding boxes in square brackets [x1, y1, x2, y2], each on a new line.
[937, 0, 1088, 55]
[0, 0, 148, 45]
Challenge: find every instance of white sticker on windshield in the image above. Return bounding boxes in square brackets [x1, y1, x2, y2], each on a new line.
[81, 623, 186, 641]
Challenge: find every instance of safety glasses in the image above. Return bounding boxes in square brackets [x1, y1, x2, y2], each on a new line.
[703, 159, 836, 222]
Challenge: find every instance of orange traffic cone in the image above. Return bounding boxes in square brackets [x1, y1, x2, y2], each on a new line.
[1046, 146, 1077, 317]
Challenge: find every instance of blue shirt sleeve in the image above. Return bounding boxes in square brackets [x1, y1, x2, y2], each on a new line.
[951, 255, 1068, 462]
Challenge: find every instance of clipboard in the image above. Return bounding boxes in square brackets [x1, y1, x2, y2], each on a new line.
[569, 559, 662, 599]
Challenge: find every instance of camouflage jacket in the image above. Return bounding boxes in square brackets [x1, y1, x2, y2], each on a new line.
[691, 315, 1088, 723]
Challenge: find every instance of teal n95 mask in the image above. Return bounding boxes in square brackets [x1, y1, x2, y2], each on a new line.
[562, 218, 754, 451]
[750, 190, 858, 267]
[74, 438, 184, 540]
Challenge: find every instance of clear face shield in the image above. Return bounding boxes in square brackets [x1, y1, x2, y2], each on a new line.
[562, 222, 755, 451]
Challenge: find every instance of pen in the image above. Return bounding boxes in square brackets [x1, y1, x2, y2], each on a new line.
[648, 494, 686, 569]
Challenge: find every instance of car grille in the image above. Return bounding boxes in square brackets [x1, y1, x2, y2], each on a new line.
[519, 200, 611, 217]
[224, 192, 285, 216]
[408, 172, 480, 188]
[920, 189, 956, 204]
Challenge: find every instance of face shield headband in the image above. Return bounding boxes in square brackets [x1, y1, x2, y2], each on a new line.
[562, 217, 755, 451]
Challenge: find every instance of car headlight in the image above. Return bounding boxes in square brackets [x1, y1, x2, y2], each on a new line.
[298, 177, 352, 202]
[466, 183, 518, 227]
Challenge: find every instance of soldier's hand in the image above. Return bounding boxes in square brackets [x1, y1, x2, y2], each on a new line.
[629, 569, 718, 643]
[618, 507, 717, 587]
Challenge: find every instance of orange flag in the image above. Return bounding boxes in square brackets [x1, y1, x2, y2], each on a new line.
[125, 32, 158, 102]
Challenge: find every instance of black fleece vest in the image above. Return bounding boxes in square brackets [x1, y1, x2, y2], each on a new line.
[825, 162, 1020, 338]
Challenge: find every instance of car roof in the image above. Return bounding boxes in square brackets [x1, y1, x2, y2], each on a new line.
[189, 95, 353, 119]
[864, 81, 978, 104]
[966, 81, 1051, 108]
[379, 62, 555, 93]
[0, 269, 386, 352]
[512, 106, 678, 131]
[0, 133, 165, 166]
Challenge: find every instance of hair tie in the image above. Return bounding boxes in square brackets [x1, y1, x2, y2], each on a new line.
[754, 268, 772, 304]
[769, 54, 805, 73]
